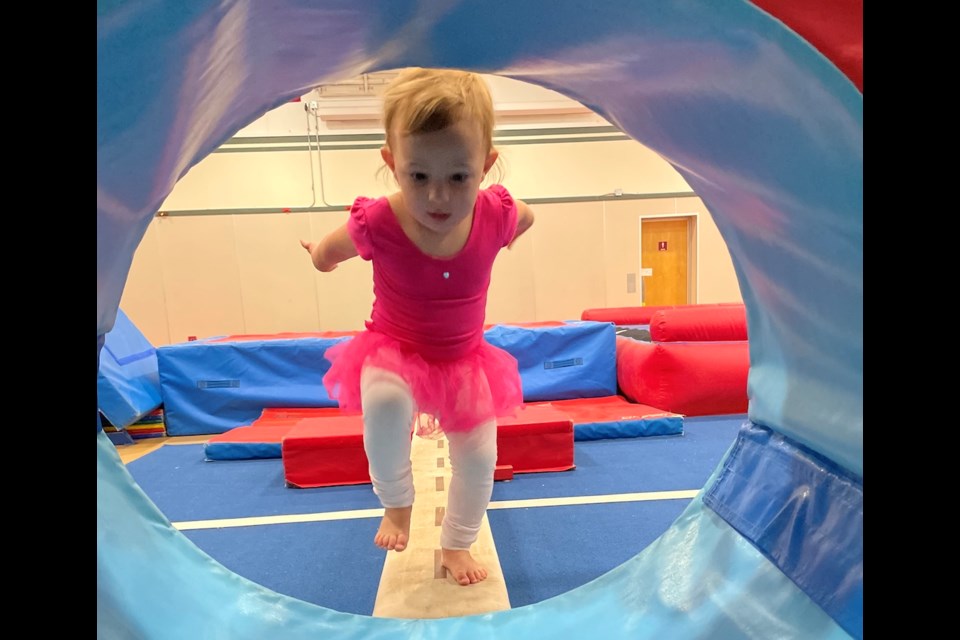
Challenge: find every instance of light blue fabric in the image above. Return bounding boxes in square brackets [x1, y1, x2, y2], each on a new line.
[98, 1, 861, 637]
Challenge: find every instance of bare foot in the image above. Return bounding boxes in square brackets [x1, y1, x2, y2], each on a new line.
[441, 548, 488, 586]
[375, 506, 412, 551]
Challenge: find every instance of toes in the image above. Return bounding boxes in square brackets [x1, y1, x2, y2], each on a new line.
[453, 569, 486, 585]
[375, 532, 409, 551]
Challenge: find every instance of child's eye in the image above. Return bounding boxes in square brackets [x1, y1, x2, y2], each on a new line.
[450, 173, 468, 183]
[411, 172, 428, 182]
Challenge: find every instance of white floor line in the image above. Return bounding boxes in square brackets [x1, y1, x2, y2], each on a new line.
[170, 489, 699, 531]
[488, 489, 699, 510]
[173, 508, 383, 531]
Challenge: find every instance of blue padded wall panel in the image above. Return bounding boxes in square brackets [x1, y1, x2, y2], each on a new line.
[485, 322, 617, 402]
[157, 336, 349, 436]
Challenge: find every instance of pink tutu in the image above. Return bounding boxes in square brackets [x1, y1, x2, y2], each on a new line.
[323, 331, 523, 438]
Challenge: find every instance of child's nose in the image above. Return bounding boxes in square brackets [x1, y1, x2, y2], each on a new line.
[428, 182, 448, 204]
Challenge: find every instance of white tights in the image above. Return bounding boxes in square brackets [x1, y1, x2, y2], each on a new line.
[360, 366, 498, 550]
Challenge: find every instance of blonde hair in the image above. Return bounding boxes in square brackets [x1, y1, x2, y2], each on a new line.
[382, 67, 496, 153]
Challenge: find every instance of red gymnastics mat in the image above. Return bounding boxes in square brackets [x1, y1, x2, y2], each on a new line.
[204, 408, 351, 460]
[281, 404, 575, 489]
[206, 395, 679, 462]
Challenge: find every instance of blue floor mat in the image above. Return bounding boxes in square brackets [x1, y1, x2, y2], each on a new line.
[121, 414, 745, 614]
[125, 445, 381, 522]
[492, 414, 744, 501]
[184, 519, 384, 616]
[489, 499, 690, 607]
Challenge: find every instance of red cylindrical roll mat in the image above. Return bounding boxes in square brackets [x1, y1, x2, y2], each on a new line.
[616, 338, 749, 416]
[649, 304, 747, 342]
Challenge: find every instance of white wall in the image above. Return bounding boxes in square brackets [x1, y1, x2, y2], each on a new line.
[121, 74, 742, 346]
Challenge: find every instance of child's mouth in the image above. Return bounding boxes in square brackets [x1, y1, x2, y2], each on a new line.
[428, 212, 451, 222]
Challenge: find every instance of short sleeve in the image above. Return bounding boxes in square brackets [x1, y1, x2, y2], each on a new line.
[347, 197, 375, 260]
[487, 184, 519, 248]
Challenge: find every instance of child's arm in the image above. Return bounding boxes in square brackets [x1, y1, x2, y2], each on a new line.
[300, 223, 359, 272]
[508, 199, 535, 249]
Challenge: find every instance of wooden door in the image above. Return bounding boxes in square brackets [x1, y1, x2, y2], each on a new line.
[641, 217, 689, 306]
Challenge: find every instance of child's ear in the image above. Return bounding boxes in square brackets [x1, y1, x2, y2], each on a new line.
[380, 146, 396, 172]
[483, 149, 499, 174]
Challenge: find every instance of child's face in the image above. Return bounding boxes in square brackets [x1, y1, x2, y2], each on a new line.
[383, 120, 498, 235]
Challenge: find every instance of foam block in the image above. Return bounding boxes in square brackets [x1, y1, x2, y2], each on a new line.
[282, 414, 371, 489]
[496, 405, 575, 473]
[485, 321, 616, 401]
[280, 404, 575, 488]
[616, 337, 749, 416]
[98, 308, 162, 429]
[649, 304, 747, 342]
[157, 334, 353, 435]
[580, 305, 676, 325]
[581, 303, 744, 327]
[534, 396, 683, 440]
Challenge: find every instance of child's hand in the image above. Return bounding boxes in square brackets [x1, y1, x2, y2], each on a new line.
[300, 239, 337, 272]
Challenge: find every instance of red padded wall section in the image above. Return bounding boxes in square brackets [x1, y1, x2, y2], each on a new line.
[649, 304, 747, 342]
[616, 337, 749, 416]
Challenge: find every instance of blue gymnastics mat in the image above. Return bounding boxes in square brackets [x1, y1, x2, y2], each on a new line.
[158, 322, 618, 436]
[98, 308, 162, 429]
